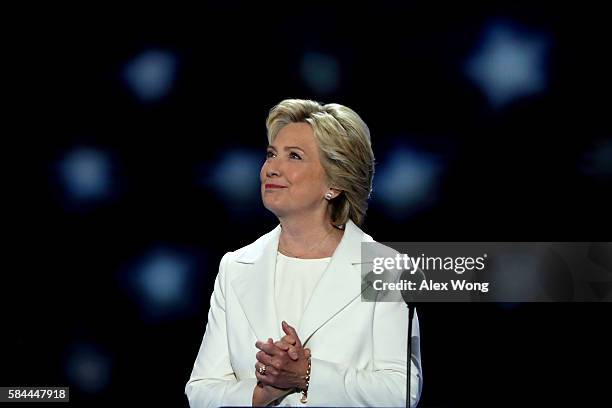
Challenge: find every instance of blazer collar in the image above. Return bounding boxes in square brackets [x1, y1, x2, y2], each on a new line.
[230, 219, 374, 344]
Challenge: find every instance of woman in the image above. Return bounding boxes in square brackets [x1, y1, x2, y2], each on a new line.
[185, 99, 423, 407]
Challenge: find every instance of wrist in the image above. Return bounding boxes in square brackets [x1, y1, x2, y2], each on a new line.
[253, 383, 291, 407]
[252, 385, 264, 406]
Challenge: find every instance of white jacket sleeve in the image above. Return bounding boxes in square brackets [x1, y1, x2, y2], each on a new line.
[185, 252, 258, 408]
[307, 302, 423, 408]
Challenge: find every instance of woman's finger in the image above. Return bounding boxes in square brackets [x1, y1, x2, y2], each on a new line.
[281, 334, 297, 345]
[255, 350, 275, 367]
[255, 340, 284, 357]
[274, 341, 291, 351]
[254, 361, 279, 377]
[281, 321, 302, 348]
[255, 370, 275, 387]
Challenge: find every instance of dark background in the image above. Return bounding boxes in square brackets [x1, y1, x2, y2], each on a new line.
[4, 3, 612, 407]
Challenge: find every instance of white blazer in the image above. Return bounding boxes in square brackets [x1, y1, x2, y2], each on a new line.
[185, 220, 423, 407]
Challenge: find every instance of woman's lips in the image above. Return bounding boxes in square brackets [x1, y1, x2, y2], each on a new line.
[265, 183, 287, 189]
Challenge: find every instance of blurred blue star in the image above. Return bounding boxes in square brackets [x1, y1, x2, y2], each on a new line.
[465, 23, 548, 108]
[59, 147, 112, 202]
[373, 146, 443, 219]
[123, 49, 178, 102]
[300, 52, 341, 95]
[65, 344, 112, 394]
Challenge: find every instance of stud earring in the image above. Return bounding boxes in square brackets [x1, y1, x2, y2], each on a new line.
[325, 192, 333, 200]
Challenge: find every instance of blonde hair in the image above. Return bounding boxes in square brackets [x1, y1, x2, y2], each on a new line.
[266, 99, 375, 227]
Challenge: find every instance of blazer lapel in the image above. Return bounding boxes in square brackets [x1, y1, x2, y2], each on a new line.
[230, 225, 284, 342]
[298, 220, 370, 345]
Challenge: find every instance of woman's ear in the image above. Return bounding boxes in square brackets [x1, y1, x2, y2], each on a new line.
[328, 188, 342, 199]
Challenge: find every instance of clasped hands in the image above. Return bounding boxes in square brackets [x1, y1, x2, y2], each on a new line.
[253, 321, 310, 405]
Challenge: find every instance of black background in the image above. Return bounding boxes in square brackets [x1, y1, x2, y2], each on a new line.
[4, 3, 612, 407]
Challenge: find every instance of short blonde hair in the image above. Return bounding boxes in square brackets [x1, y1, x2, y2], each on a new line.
[266, 99, 375, 227]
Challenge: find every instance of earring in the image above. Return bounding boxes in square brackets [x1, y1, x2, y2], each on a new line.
[325, 192, 333, 200]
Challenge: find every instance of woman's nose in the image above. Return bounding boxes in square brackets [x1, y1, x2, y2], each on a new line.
[265, 162, 281, 177]
[267, 167, 280, 177]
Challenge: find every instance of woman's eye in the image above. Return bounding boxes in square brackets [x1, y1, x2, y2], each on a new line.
[266, 151, 275, 158]
[290, 152, 302, 160]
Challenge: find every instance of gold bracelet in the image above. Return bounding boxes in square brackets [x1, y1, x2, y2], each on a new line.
[299, 357, 311, 404]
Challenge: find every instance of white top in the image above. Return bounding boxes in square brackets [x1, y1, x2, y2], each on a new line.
[274, 251, 331, 330]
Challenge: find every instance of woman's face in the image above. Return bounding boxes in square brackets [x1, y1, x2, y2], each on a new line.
[260, 122, 329, 218]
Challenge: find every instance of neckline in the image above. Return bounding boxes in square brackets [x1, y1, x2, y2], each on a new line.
[277, 251, 331, 261]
